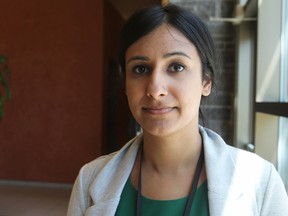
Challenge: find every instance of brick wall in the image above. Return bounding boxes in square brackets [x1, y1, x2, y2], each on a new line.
[170, 0, 236, 144]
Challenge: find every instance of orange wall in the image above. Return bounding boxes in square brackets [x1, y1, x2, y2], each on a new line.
[0, 0, 104, 183]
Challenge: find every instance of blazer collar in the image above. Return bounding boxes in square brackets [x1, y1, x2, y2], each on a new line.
[87, 127, 247, 215]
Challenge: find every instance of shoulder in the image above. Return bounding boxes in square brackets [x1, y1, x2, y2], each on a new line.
[201, 126, 288, 212]
[68, 135, 142, 215]
[78, 134, 141, 185]
[78, 152, 118, 185]
[203, 126, 273, 179]
[229, 146, 288, 213]
[200, 125, 271, 171]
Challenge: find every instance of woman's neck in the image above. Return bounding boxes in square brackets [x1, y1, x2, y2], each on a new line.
[130, 126, 206, 200]
[142, 128, 202, 174]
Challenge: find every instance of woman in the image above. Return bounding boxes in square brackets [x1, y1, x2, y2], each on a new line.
[68, 4, 288, 216]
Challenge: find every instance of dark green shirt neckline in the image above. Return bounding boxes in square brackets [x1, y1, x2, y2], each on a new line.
[115, 178, 209, 216]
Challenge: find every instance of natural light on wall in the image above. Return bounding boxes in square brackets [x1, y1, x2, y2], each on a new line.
[256, 0, 281, 102]
[256, 41, 281, 102]
[255, 0, 280, 163]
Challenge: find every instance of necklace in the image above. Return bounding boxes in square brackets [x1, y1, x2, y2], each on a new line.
[136, 141, 204, 216]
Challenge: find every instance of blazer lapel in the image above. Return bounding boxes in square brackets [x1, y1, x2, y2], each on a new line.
[201, 127, 246, 215]
[85, 135, 142, 216]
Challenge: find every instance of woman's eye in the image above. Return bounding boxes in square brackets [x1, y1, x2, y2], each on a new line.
[133, 65, 149, 74]
[168, 63, 185, 72]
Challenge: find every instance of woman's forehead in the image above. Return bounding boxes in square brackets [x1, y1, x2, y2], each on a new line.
[126, 24, 198, 59]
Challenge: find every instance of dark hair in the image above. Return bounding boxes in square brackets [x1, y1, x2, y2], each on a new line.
[118, 4, 217, 88]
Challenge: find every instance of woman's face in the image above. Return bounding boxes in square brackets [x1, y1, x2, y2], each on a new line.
[125, 24, 211, 137]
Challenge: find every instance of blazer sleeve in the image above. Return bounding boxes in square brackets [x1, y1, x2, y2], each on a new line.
[260, 164, 288, 216]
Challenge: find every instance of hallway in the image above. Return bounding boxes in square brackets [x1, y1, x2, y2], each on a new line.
[0, 181, 72, 216]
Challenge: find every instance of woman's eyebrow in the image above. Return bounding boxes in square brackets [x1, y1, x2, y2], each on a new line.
[127, 56, 149, 64]
[163, 52, 191, 59]
[126, 52, 190, 64]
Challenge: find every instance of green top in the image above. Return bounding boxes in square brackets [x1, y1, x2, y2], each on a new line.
[115, 178, 209, 216]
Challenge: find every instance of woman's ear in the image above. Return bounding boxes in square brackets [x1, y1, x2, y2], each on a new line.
[202, 79, 212, 96]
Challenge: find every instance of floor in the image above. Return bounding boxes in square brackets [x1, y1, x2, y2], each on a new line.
[0, 180, 72, 216]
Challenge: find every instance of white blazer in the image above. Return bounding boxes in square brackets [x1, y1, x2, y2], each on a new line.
[68, 127, 288, 216]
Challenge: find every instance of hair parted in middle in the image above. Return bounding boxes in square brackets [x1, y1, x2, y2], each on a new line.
[118, 4, 218, 90]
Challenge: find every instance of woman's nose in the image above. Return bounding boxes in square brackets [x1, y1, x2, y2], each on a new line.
[146, 70, 168, 99]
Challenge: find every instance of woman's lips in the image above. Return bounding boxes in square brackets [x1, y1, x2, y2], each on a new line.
[142, 107, 174, 114]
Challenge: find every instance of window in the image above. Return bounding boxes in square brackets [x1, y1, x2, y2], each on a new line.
[254, 0, 287, 190]
[235, 0, 288, 191]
